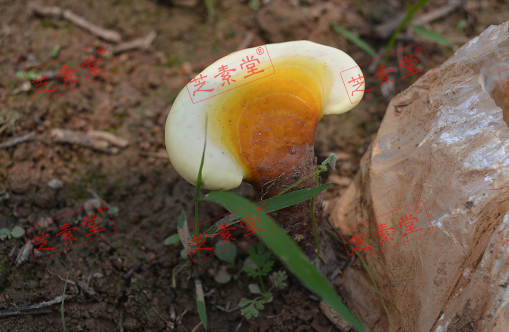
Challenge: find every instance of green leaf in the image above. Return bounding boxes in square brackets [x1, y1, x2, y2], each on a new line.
[260, 260, 274, 276]
[254, 300, 265, 310]
[177, 210, 186, 229]
[214, 267, 231, 284]
[258, 251, 271, 267]
[411, 24, 452, 47]
[248, 283, 262, 294]
[202, 183, 333, 236]
[240, 301, 260, 319]
[16, 70, 38, 82]
[238, 298, 251, 308]
[243, 267, 258, 278]
[241, 305, 256, 319]
[330, 22, 378, 59]
[196, 300, 207, 328]
[322, 153, 337, 171]
[247, 246, 257, 264]
[180, 248, 188, 259]
[192, 116, 208, 253]
[243, 257, 257, 270]
[256, 242, 265, 255]
[262, 294, 273, 303]
[50, 44, 61, 58]
[270, 270, 288, 289]
[0, 228, 10, 235]
[201, 191, 367, 332]
[214, 240, 237, 265]
[15, 71, 25, 80]
[176, 211, 191, 249]
[195, 279, 207, 329]
[11, 226, 24, 238]
[195, 117, 207, 191]
[164, 234, 180, 245]
[264, 183, 334, 212]
[248, 0, 260, 11]
[109, 206, 119, 216]
[456, 19, 467, 31]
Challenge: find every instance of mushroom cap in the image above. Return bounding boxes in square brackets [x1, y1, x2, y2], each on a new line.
[166, 40, 365, 190]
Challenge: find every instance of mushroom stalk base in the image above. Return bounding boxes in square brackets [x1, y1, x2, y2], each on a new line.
[250, 145, 323, 259]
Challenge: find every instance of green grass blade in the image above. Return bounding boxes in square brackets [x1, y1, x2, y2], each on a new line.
[410, 24, 452, 47]
[195, 119, 207, 197]
[50, 44, 61, 58]
[194, 115, 208, 238]
[164, 234, 181, 245]
[195, 279, 207, 329]
[202, 183, 333, 236]
[384, 0, 430, 57]
[265, 183, 333, 212]
[214, 240, 237, 265]
[330, 22, 378, 59]
[177, 211, 192, 248]
[178, 210, 187, 229]
[201, 191, 367, 332]
[355, 251, 395, 332]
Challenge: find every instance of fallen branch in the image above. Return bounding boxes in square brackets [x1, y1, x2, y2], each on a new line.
[51, 128, 119, 154]
[31, 4, 121, 43]
[86, 130, 129, 148]
[0, 132, 35, 149]
[111, 30, 157, 55]
[0, 295, 72, 318]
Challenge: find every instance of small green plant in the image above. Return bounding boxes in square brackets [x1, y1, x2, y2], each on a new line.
[239, 243, 287, 319]
[0, 226, 24, 240]
[166, 55, 178, 67]
[248, 0, 260, 11]
[50, 44, 61, 58]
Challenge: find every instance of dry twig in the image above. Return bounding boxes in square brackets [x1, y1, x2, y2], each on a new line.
[111, 30, 157, 55]
[31, 4, 121, 42]
[86, 130, 129, 148]
[51, 128, 119, 154]
[0, 132, 35, 149]
[0, 294, 72, 318]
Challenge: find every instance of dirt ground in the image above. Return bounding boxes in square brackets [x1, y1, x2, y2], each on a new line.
[1, 0, 508, 331]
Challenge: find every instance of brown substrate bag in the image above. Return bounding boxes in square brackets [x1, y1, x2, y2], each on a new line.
[327, 20, 509, 332]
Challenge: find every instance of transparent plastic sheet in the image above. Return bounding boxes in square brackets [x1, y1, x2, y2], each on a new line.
[328, 20, 509, 332]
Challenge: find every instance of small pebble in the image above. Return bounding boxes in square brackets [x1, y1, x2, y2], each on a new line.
[47, 179, 63, 189]
[123, 318, 138, 331]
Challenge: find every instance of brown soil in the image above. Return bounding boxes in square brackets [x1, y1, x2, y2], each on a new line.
[0, 0, 508, 331]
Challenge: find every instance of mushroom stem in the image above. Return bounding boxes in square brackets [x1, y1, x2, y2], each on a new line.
[250, 145, 323, 259]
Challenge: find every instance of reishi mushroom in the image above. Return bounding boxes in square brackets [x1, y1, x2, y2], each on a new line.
[166, 40, 365, 258]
